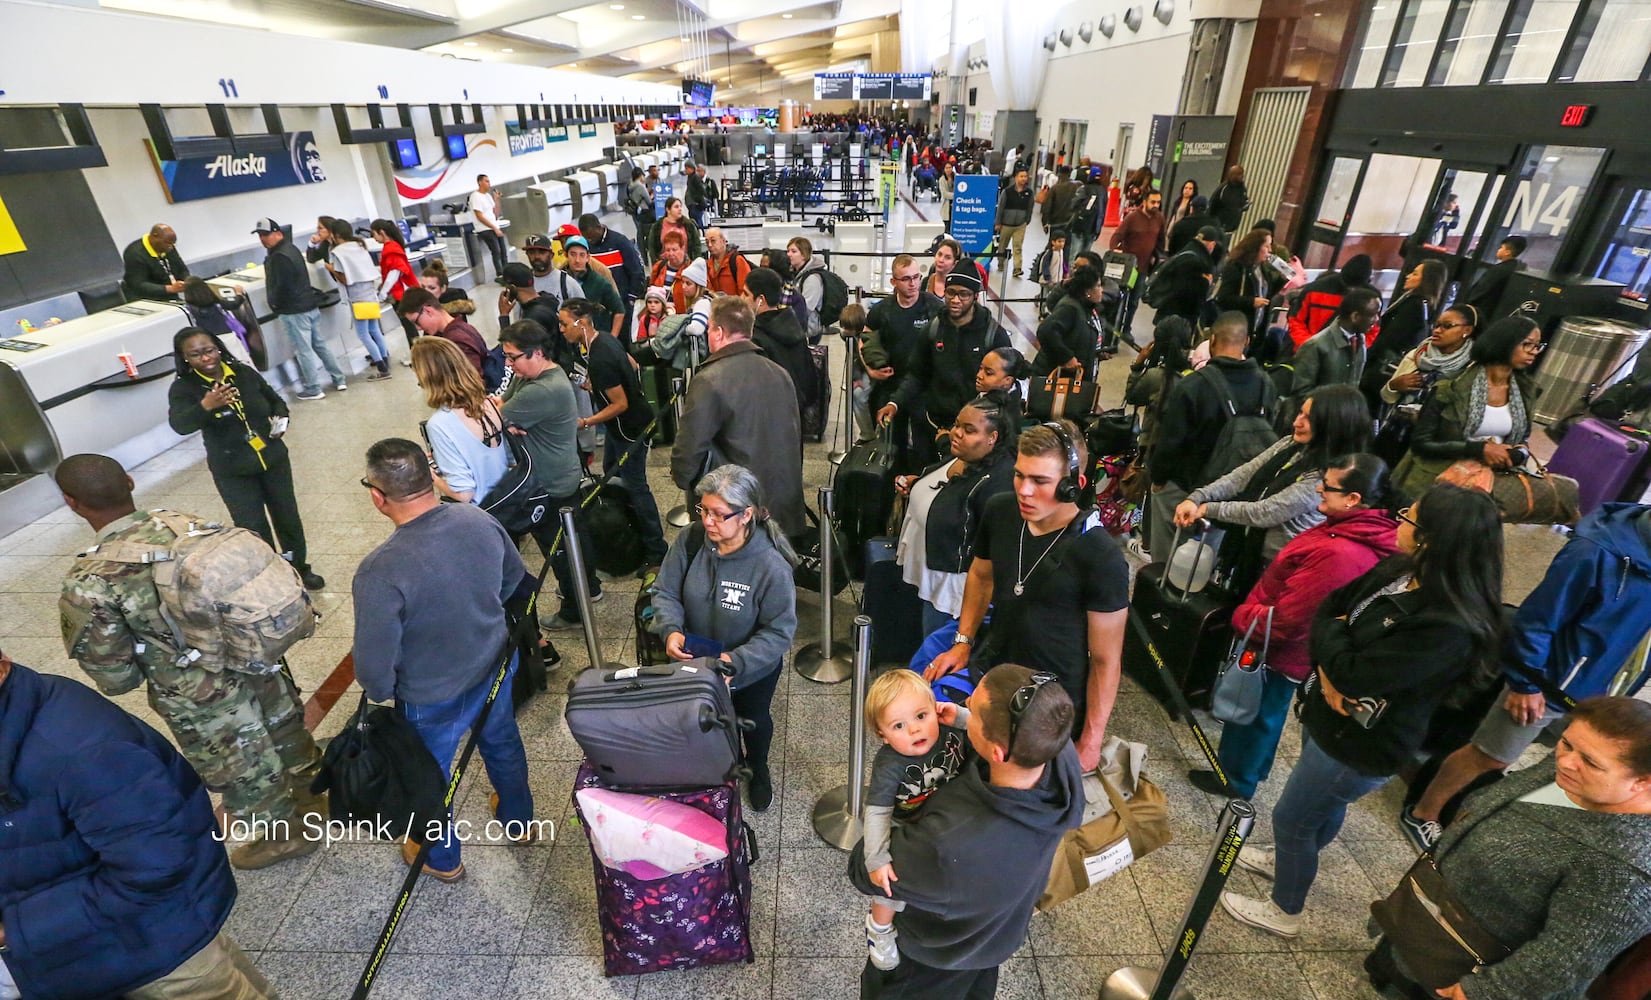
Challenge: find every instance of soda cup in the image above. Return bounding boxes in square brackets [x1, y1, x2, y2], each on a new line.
[119, 352, 138, 378]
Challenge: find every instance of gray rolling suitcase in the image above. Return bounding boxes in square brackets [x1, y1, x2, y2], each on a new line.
[565, 659, 746, 789]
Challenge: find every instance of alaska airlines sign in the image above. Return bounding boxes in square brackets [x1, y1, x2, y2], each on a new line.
[147, 131, 327, 204]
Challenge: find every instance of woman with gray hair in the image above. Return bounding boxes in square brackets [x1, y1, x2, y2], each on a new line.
[650, 464, 799, 811]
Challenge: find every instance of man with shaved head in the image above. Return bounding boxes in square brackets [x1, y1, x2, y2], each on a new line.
[704, 226, 750, 297]
[54, 453, 323, 870]
[121, 223, 190, 301]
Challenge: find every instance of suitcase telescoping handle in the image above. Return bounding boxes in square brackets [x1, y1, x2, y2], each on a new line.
[1162, 519, 1215, 604]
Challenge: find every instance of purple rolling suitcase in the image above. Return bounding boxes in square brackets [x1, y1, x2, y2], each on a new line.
[1546, 417, 1651, 516]
[573, 761, 757, 977]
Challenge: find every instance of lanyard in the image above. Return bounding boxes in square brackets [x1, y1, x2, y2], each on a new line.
[194, 363, 268, 470]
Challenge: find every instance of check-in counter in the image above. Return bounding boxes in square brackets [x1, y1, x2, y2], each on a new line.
[594, 164, 621, 210]
[0, 298, 192, 536]
[522, 180, 577, 237]
[204, 260, 372, 391]
[566, 171, 605, 217]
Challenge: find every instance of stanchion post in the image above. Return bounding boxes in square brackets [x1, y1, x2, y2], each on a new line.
[812, 614, 872, 849]
[559, 506, 609, 671]
[665, 374, 692, 527]
[828, 288, 862, 465]
[794, 486, 853, 683]
[1098, 799, 1257, 1000]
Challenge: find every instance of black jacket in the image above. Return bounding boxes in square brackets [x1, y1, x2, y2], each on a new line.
[925, 451, 1017, 573]
[1148, 356, 1273, 490]
[1155, 244, 1217, 323]
[120, 237, 190, 302]
[1302, 556, 1481, 777]
[892, 308, 1011, 431]
[1214, 259, 1270, 334]
[995, 184, 1036, 228]
[262, 239, 321, 315]
[1210, 180, 1250, 232]
[1041, 180, 1083, 230]
[752, 307, 817, 419]
[167, 362, 290, 478]
[1166, 212, 1223, 257]
[1033, 296, 1102, 374]
[1463, 258, 1525, 318]
[848, 746, 1084, 969]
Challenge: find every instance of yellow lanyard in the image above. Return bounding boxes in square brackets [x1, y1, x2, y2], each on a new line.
[195, 363, 268, 470]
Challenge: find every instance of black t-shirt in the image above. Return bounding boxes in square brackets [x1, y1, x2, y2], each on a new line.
[865, 293, 939, 375]
[970, 492, 1130, 714]
[583, 331, 653, 440]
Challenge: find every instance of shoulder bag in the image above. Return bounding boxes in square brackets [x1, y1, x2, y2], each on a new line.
[1028, 367, 1099, 421]
[1210, 607, 1272, 725]
[478, 404, 554, 535]
[1038, 736, 1173, 912]
[1436, 454, 1580, 526]
[1371, 853, 1513, 989]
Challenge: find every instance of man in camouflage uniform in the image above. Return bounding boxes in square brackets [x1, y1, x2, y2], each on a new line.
[54, 453, 322, 870]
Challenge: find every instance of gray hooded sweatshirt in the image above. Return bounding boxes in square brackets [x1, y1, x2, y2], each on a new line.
[650, 524, 797, 690]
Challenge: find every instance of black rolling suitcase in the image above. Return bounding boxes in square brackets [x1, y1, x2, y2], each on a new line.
[1123, 563, 1235, 719]
[800, 343, 832, 442]
[833, 427, 898, 579]
[565, 658, 746, 789]
[859, 537, 924, 667]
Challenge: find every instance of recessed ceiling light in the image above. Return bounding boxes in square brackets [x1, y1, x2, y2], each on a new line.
[782, 12, 793, 17]
[568, 62, 578, 67]
[501, 47, 513, 52]
[608, 3, 624, 7]
[463, 40, 478, 45]
[680, 36, 688, 41]
[631, 13, 645, 18]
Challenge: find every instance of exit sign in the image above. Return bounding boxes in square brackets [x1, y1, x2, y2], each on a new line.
[1560, 104, 1594, 127]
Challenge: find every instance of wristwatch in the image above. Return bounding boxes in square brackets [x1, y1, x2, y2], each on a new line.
[952, 632, 973, 648]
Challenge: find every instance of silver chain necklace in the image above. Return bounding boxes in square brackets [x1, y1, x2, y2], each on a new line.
[1014, 521, 1069, 597]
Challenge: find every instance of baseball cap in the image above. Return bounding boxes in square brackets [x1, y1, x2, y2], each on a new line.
[251, 218, 281, 234]
[500, 262, 536, 288]
[563, 235, 590, 251]
[944, 269, 981, 294]
[556, 222, 582, 239]
[524, 233, 554, 250]
[1197, 225, 1225, 243]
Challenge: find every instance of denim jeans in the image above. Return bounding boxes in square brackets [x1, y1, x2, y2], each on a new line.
[400, 655, 533, 872]
[920, 599, 957, 639]
[1270, 732, 1389, 914]
[604, 432, 668, 564]
[278, 308, 345, 394]
[352, 315, 388, 362]
[1214, 669, 1300, 798]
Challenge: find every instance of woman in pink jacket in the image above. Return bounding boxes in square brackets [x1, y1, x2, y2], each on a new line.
[1188, 453, 1401, 798]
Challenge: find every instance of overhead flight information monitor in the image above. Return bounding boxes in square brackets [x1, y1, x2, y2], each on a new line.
[891, 74, 932, 101]
[814, 74, 855, 101]
[854, 75, 895, 100]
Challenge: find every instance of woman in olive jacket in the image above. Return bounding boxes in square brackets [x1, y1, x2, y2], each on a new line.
[1394, 316, 1542, 499]
[1219, 484, 1505, 939]
[166, 328, 323, 590]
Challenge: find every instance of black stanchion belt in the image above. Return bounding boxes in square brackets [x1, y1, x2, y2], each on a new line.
[1151, 801, 1255, 999]
[350, 396, 677, 999]
[1125, 611, 1234, 792]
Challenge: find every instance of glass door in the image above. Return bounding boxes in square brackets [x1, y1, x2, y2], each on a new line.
[1301, 154, 1368, 270]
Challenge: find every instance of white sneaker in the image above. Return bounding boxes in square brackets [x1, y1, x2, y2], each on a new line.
[334, 380, 349, 391]
[1236, 844, 1275, 881]
[865, 913, 900, 971]
[1220, 890, 1301, 938]
[1123, 535, 1151, 562]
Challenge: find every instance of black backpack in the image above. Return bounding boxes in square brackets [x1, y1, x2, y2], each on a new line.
[311, 696, 449, 842]
[1197, 365, 1280, 488]
[811, 268, 850, 328]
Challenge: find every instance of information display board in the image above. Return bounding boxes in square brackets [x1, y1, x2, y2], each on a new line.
[814, 74, 855, 101]
[813, 73, 932, 102]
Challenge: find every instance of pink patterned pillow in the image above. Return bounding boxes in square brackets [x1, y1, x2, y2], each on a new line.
[575, 787, 730, 879]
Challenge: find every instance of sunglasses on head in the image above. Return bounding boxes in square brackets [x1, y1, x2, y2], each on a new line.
[1006, 672, 1058, 759]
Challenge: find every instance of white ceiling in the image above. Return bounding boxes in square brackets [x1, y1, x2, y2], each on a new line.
[86, 0, 904, 104]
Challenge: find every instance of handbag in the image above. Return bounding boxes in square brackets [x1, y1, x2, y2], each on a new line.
[1038, 737, 1173, 911]
[1211, 607, 1272, 725]
[352, 301, 380, 321]
[479, 408, 554, 535]
[310, 694, 450, 842]
[1436, 457, 1581, 526]
[1029, 368, 1099, 421]
[1371, 854, 1513, 989]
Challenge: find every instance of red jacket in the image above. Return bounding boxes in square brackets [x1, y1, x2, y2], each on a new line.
[1232, 508, 1399, 681]
[378, 241, 417, 302]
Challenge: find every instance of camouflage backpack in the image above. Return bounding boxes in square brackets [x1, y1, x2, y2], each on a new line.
[93, 510, 317, 674]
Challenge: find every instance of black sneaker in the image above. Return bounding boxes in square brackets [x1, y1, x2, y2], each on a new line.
[1187, 768, 1230, 796]
[300, 569, 326, 591]
[1399, 806, 1442, 852]
[747, 766, 773, 812]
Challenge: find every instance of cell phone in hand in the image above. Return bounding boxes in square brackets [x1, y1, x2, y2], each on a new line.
[681, 632, 725, 660]
[269, 416, 289, 435]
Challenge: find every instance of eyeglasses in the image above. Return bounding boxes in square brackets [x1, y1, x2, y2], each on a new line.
[501, 351, 526, 363]
[1396, 505, 1418, 528]
[943, 289, 974, 299]
[695, 504, 748, 525]
[184, 346, 221, 359]
[891, 273, 921, 283]
[1517, 339, 1546, 354]
[1432, 321, 1469, 331]
[1320, 483, 1355, 494]
[1006, 672, 1058, 759]
[359, 477, 380, 493]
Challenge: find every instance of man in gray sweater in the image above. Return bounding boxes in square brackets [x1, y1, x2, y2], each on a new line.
[254, 217, 346, 401]
[352, 437, 534, 882]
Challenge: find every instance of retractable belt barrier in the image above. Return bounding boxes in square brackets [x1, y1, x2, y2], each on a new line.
[351, 395, 677, 999]
[812, 615, 873, 850]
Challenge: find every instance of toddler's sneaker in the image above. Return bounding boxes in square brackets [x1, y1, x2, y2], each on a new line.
[866, 913, 900, 971]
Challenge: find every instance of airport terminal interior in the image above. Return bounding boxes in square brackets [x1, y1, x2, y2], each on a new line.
[3, 1, 1651, 998]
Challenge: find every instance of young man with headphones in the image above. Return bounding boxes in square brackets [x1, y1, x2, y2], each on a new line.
[925, 421, 1131, 772]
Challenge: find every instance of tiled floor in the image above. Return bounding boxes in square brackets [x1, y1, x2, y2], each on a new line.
[0, 172, 1571, 999]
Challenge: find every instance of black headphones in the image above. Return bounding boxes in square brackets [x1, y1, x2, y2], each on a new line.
[1042, 421, 1083, 504]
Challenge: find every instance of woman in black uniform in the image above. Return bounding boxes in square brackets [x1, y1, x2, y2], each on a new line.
[166, 327, 324, 590]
